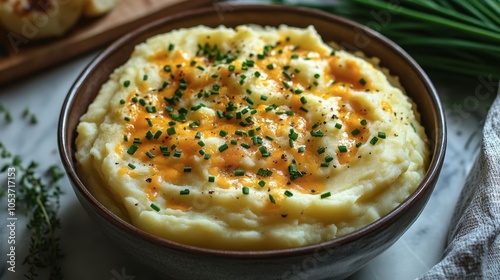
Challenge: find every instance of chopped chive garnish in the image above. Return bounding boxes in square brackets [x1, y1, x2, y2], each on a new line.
[235, 130, 245, 136]
[360, 119, 367, 126]
[284, 190, 293, 197]
[146, 131, 154, 140]
[230, 139, 238, 145]
[128, 163, 136, 169]
[184, 166, 192, 172]
[317, 147, 326, 154]
[266, 64, 274, 70]
[300, 107, 309, 112]
[283, 71, 293, 80]
[197, 66, 205, 71]
[220, 130, 228, 137]
[300, 96, 307, 104]
[370, 137, 379, 145]
[123, 80, 130, 87]
[120, 99, 126, 104]
[242, 186, 250, 195]
[124, 116, 130, 122]
[218, 144, 229, 152]
[146, 151, 155, 158]
[160, 145, 168, 152]
[197, 141, 205, 147]
[123, 135, 128, 142]
[180, 189, 190, 195]
[208, 176, 215, 182]
[320, 192, 331, 199]
[167, 127, 176, 136]
[150, 203, 160, 212]
[254, 71, 261, 77]
[259, 146, 270, 157]
[269, 194, 276, 204]
[310, 130, 324, 137]
[153, 130, 163, 139]
[291, 54, 299, 59]
[127, 145, 138, 155]
[234, 169, 245, 176]
[240, 143, 250, 149]
[325, 155, 334, 162]
[260, 95, 268, 101]
[168, 43, 175, 51]
[351, 129, 360, 136]
[173, 150, 182, 158]
[257, 168, 273, 177]
[228, 65, 235, 71]
[204, 154, 211, 160]
[335, 123, 342, 129]
[258, 180, 266, 187]
[356, 142, 362, 148]
[246, 97, 254, 105]
[320, 162, 329, 167]
[338, 145, 348, 153]
[298, 146, 305, 153]
[163, 65, 172, 72]
[378, 132, 386, 139]
[359, 78, 367, 86]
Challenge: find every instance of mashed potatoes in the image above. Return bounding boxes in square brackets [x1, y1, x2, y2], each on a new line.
[75, 25, 429, 250]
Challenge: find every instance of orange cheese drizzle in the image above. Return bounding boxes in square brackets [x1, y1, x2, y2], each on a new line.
[118, 38, 376, 206]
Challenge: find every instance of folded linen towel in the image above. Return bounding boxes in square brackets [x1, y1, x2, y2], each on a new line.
[417, 91, 500, 279]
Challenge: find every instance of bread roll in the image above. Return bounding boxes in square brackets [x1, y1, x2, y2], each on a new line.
[0, 0, 85, 40]
[83, 0, 119, 17]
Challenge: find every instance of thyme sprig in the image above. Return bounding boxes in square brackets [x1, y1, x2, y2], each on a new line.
[0, 102, 13, 123]
[0, 142, 65, 280]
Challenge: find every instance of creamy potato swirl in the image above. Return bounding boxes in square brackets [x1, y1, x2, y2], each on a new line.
[76, 25, 429, 250]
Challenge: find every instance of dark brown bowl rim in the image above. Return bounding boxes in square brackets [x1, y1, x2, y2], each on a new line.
[58, 4, 446, 258]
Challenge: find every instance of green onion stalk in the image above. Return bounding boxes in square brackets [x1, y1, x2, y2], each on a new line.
[264, 0, 499, 80]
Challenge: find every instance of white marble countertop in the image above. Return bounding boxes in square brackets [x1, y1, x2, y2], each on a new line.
[0, 15, 496, 280]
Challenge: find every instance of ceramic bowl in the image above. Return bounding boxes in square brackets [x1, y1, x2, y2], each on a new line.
[58, 5, 446, 280]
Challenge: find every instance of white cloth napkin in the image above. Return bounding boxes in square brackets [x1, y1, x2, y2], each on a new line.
[417, 92, 500, 279]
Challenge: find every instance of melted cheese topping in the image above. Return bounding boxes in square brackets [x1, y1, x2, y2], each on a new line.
[76, 25, 429, 250]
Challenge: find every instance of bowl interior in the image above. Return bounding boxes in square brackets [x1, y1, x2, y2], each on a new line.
[59, 4, 446, 256]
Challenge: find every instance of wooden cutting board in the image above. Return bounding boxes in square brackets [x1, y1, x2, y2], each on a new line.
[0, 0, 214, 86]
